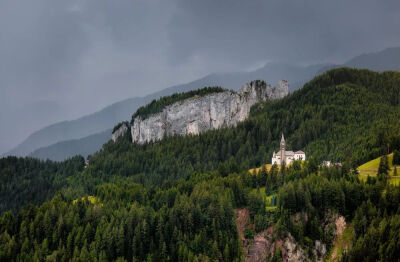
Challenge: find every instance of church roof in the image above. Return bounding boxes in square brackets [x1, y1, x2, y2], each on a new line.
[275, 150, 294, 156]
[295, 150, 305, 154]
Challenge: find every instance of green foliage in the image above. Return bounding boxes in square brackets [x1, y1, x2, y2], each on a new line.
[0, 175, 245, 261]
[2, 68, 400, 260]
[0, 156, 84, 213]
[244, 229, 254, 239]
[342, 187, 400, 261]
[132, 86, 226, 121]
[393, 149, 400, 165]
[80, 68, 400, 193]
[378, 155, 389, 181]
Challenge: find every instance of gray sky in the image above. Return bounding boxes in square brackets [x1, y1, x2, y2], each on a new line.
[1, 0, 400, 154]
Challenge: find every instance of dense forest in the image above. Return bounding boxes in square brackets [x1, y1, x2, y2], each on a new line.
[2, 157, 400, 261]
[1, 68, 400, 261]
[0, 156, 84, 213]
[93, 68, 400, 189]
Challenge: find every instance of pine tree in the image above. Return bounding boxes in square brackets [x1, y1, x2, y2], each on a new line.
[393, 150, 400, 165]
[378, 155, 389, 180]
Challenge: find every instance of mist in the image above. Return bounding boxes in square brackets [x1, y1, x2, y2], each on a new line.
[1, 0, 399, 154]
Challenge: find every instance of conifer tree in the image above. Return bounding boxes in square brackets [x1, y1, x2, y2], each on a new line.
[378, 155, 389, 177]
[393, 150, 400, 165]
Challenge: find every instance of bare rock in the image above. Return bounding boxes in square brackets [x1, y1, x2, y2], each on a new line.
[112, 122, 129, 142]
[284, 234, 310, 262]
[131, 80, 289, 144]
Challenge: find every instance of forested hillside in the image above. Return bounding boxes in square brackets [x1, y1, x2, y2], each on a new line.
[85, 68, 400, 189]
[0, 156, 84, 213]
[1, 68, 400, 261]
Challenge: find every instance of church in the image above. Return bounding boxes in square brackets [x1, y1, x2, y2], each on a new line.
[271, 134, 306, 165]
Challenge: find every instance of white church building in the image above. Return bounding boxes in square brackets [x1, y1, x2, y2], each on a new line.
[271, 134, 306, 165]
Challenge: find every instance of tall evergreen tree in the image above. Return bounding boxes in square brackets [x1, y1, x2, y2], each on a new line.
[378, 155, 389, 175]
[393, 150, 400, 165]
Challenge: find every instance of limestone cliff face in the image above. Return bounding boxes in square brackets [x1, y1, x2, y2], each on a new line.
[112, 122, 129, 142]
[128, 80, 288, 144]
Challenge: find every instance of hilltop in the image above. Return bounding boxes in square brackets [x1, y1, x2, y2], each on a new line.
[123, 80, 288, 144]
[2, 68, 400, 261]
[90, 68, 400, 187]
[6, 46, 400, 161]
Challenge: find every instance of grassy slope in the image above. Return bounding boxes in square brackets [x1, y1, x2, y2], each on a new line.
[357, 153, 400, 185]
[249, 164, 273, 174]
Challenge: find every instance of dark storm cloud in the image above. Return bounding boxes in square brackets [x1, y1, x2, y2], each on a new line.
[0, 0, 400, 153]
[167, 0, 400, 65]
[0, 0, 176, 153]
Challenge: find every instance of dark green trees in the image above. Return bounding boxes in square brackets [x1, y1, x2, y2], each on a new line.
[2, 68, 400, 261]
[378, 155, 390, 180]
[0, 156, 85, 213]
[393, 149, 400, 165]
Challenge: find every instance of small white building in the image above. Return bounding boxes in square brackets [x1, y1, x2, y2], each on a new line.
[322, 161, 342, 167]
[271, 134, 306, 165]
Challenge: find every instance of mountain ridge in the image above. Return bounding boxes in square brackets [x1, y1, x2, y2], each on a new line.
[128, 80, 288, 144]
[6, 47, 400, 160]
[4, 62, 327, 158]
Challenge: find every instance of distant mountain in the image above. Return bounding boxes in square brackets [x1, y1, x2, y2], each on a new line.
[316, 46, 400, 73]
[28, 129, 112, 161]
[4, 63, 329, 159]
[5, 47, 400, 161]
[4, 98, 145, 157]
[0, 100, 64, 155]
[344, 47, 400, 71]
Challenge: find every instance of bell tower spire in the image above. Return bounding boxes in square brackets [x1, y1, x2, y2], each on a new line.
[280, 133, 286, 165]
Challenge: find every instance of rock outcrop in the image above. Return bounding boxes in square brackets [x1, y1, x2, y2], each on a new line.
[129, 80, 288, 144]
[111, 122, 129, 142]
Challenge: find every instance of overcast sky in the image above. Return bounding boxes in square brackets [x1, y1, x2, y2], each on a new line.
[1, 0, 400, 154]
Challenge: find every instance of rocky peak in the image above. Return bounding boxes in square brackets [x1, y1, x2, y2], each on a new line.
[112, 80, 289, 143]
[239, 79, 289, 100]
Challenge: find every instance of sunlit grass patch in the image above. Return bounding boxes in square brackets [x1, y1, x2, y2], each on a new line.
[248, 164, 273, 174]
[357, 153, 400, 185]
[73, 196, 103, 206]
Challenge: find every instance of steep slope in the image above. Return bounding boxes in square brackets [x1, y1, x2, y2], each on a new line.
[3, 68, 400, 262]
[6, 47, 400, 160]
[2, 63, 328, 158]
[83, 68, 400, 187]
[127, 80, 288, 144]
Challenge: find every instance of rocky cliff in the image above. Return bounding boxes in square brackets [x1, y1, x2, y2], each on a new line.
[111, 122, 129, 142]
[113, 80, 288, 144]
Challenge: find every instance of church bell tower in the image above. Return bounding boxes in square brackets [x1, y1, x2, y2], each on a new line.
[280, 133, 286, 164]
